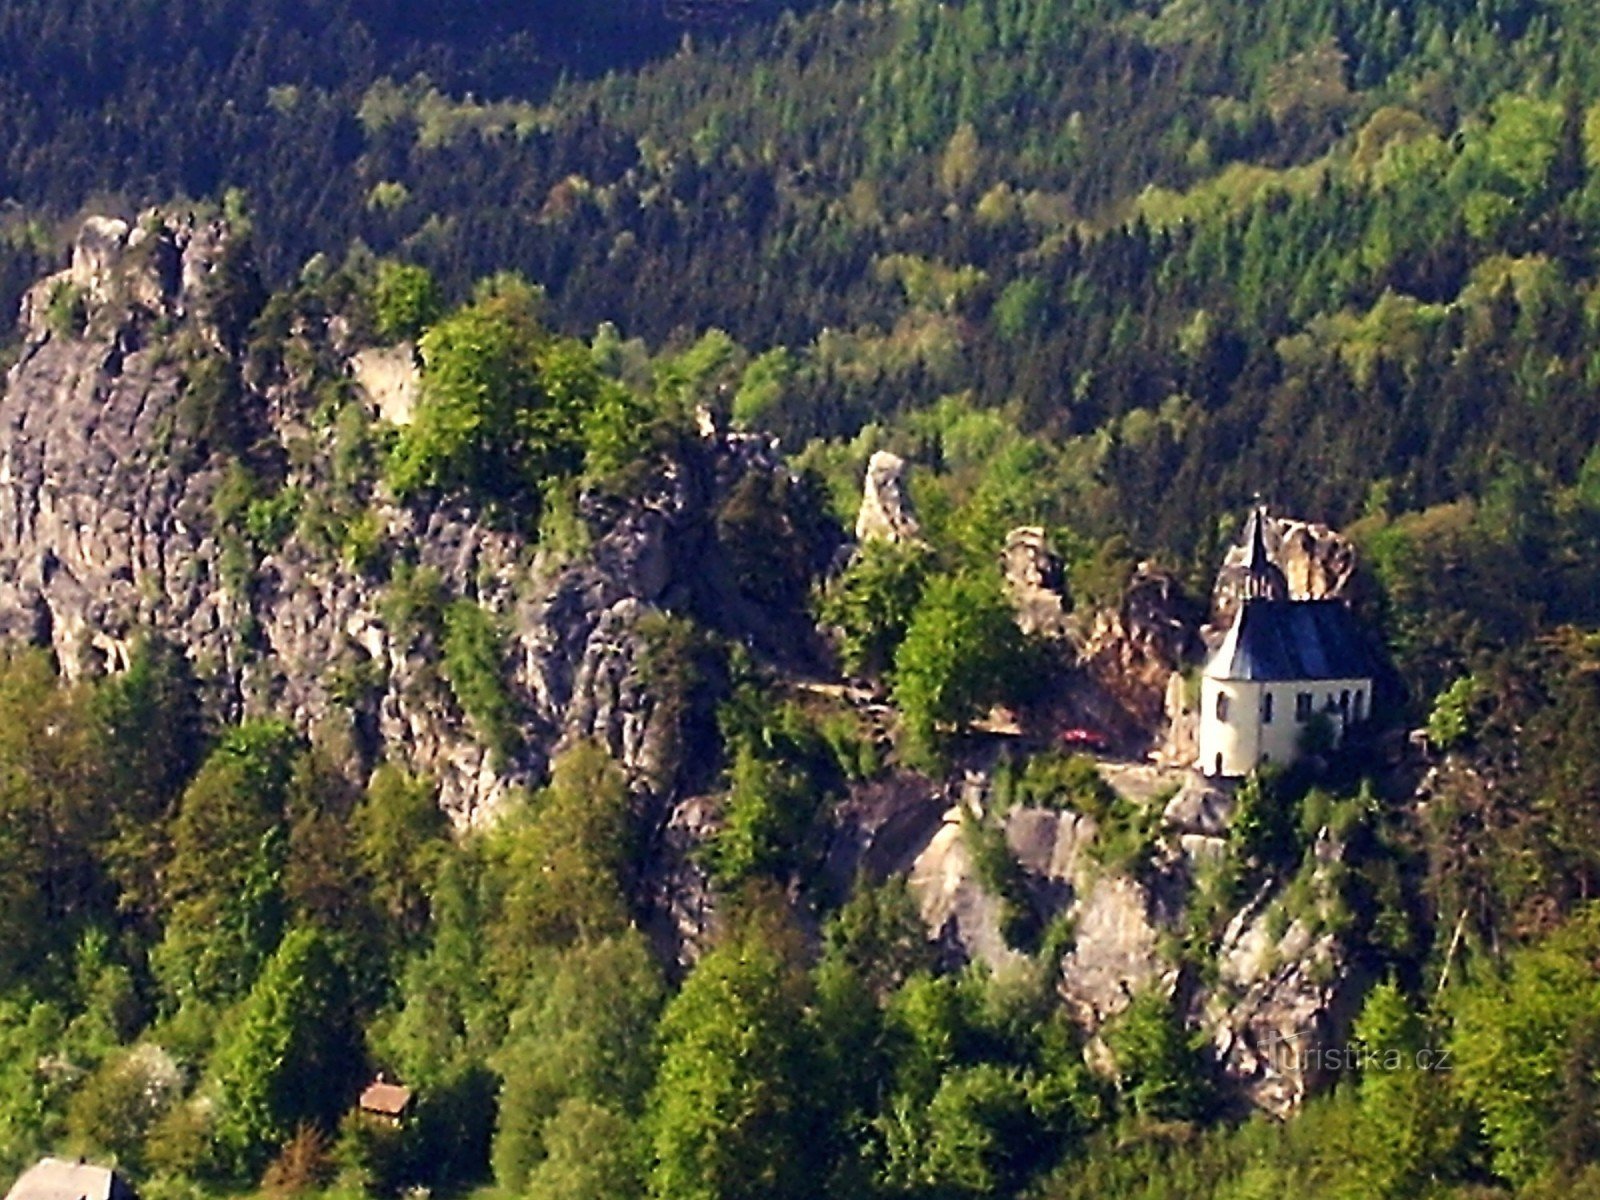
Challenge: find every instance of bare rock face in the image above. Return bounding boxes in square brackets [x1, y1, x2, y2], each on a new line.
[1002, 526, 1070, 638]
[1212, 513, 1359, 626]
[1200, 829, 1369, 1116]
[1058, 871, 1185, 1026]
[891, 759, 1366, 1117]
[1081, 564, 1203, 738]
[0, 213, 825, 828]
[910, 804, 1030, 972]
[643, 793, 723, 972]
[351, 344, 420, 426]
[855, 450, 921, 544]
[902, 771, 1191, 1025]
[1160, 669, 1199, 767]
[821, 772, 949, 901]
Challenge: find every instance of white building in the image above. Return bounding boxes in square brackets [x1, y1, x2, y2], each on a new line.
[1199, 508, 1375, 778]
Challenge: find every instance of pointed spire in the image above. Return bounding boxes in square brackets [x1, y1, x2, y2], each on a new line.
[1240, 501, 1285, 601]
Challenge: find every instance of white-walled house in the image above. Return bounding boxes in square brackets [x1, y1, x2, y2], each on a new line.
[1198, 509, 1375, 778]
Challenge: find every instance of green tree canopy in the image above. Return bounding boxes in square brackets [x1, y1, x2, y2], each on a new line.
[818, 539, 933, 679]
[370, 260, 443, 343]
[210, 926, 359, 1178]
[1452, 905, 1600, 1186]
[492, 932, 662, 1193]
[154, 720, 303, 1008]
[647, 902, 812, 1200]
[892, 569, 1028, 766]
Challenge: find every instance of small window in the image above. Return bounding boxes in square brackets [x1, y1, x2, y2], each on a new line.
[1215, 692, 1230, 722]
[1262, 692, 1274, 724]
[1354, 690, 1365, 721]
[1295, 692, 1313, 721]
[1214, 753, 1224, 776]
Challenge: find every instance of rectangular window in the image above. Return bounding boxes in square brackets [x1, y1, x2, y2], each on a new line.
[1261, 692, 1273, 723]
[1295, 692, 1312, 722]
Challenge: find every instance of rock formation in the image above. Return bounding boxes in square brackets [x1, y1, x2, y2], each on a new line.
[0, 213, 829, 829]
[1199, 829, 1370, 1115]
[1080, 563, 1203, 738]
[855, 450, 921, 544]
[1002, 526, 1071, 639]
[877, 759, 1366, 1118]
[350, 344, 420, 426]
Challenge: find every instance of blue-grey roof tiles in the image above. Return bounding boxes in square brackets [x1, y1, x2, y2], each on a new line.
[1205, 598, 1376, 682]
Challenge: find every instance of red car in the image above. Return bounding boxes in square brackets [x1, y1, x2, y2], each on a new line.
[1059, 727, 1110, 753]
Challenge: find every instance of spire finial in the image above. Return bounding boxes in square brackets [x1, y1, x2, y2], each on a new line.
[1240, 501, 1284, 601]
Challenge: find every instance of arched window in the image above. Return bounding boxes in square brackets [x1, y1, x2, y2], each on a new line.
[1215, 692, 1229, 722]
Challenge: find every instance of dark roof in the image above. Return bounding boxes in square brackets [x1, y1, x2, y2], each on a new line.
[5, 1160, 134, 1200]
[359, 1080, 413, 1117]
[1204, 599, 1376, 682]
[1239, 506, 1288, 601]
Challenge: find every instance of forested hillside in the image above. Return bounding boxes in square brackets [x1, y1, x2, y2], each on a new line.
[8, 0, 1600, 574]
[5, 0, 1600, 1198]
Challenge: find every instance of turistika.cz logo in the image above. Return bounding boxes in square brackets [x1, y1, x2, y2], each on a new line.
[1262, 1031, 1453, 1072]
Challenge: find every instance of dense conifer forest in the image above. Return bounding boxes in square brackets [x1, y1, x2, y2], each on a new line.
[5, 0, 1600, 1197]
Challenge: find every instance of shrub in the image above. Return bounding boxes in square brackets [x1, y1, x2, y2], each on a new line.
[817, 540, 933, 679]
[440, 601, 519, 766]
[379, 562, 445, 643]
[702, 744, 819, 887]
[1104, 988, 1210, 1122]
[45, 279, 87, 337]
[1013, 752, 1119, 818]
[370, 259, 441, 342]
[893, 569, 1028, 768]
[1427, 675, 1480, 750]
[245, 488, 302, 549]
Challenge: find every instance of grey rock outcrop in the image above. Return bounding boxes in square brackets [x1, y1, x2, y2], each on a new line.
[1199, 830, 1368, 1116]
[855, 450, 921, 544]
[0, 213, 824, 828]
[910, 803, 1031, 972]
[891, 758, 1366, 1117]
[1080, 564, 1203, 738]
[351, 344, 420, 426]
[1002, 526, 1070, 639]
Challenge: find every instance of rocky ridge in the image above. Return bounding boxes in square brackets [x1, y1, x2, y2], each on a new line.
[7, 215, 1376, 1118]
[856, 765, 1369, 1117]
[1, 213, 824, 828]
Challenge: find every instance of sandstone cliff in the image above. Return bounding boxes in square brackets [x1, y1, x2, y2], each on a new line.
[832, 759, 1371, 1118]
[11, 216, 1376, 1118]
[1, 213, 831, 828]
